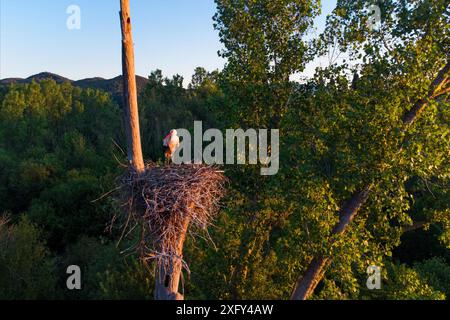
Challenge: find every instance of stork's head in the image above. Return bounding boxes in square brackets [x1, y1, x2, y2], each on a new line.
[163, 129, 177, 143]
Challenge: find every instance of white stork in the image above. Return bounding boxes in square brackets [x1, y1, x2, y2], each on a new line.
[163, 129, 180, 162]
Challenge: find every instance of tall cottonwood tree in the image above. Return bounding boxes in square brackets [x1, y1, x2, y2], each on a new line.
[291, 61, 449, 300]
[291, 0, 449, 299]
[214, 0, 321, 128]
[202, 0, 449, 300]
[211, 0, 321, 299]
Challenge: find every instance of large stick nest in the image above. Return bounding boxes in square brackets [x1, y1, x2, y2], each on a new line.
[114, 163, 227, 270]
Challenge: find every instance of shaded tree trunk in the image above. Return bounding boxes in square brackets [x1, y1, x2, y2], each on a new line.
[291, 61, 449, 300]
[154, 217, 190, 300]
[291, 187, 371, 300]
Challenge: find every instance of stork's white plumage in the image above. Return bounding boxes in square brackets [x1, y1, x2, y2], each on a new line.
[163, 129, 180, 161]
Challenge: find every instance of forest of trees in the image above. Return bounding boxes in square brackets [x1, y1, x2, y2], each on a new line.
[0, 0, 449, 300]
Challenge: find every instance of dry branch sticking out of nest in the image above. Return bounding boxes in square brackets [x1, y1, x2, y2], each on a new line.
[114, 163, 227, 271]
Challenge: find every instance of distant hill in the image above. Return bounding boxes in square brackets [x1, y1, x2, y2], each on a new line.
[74, 75, 149, 102]
[0, 72, 149, 103]
[1, 72, 72, 85]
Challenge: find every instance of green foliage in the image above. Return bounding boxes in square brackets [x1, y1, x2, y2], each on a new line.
[357, 262, 446, 300]
[195, 0, 450, 300]
[97, 260, 155, 300]
[0, 0, 448, 300]
[214, 0, 320, 128]
[414, 258, 450, 297]
[63, 236, 155, 300]
[139, 69, 224, 161]
[0, 216, 58, 299]
[0, 80, 122, 249]
[382, 263, 445, 300]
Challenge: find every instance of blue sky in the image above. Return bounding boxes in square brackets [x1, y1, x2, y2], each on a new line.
[0, 0, 337, 83]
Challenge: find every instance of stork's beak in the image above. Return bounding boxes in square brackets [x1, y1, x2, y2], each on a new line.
[163, 132, 172, 140]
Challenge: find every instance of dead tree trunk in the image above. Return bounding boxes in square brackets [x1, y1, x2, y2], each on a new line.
[154, 216, 190, 300]
[119, 0, 190, 300]
[291, 61, 449, 300]
[120, 0, 145, 173]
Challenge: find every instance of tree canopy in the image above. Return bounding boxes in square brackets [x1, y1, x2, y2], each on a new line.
[0, 0, 448, 300]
